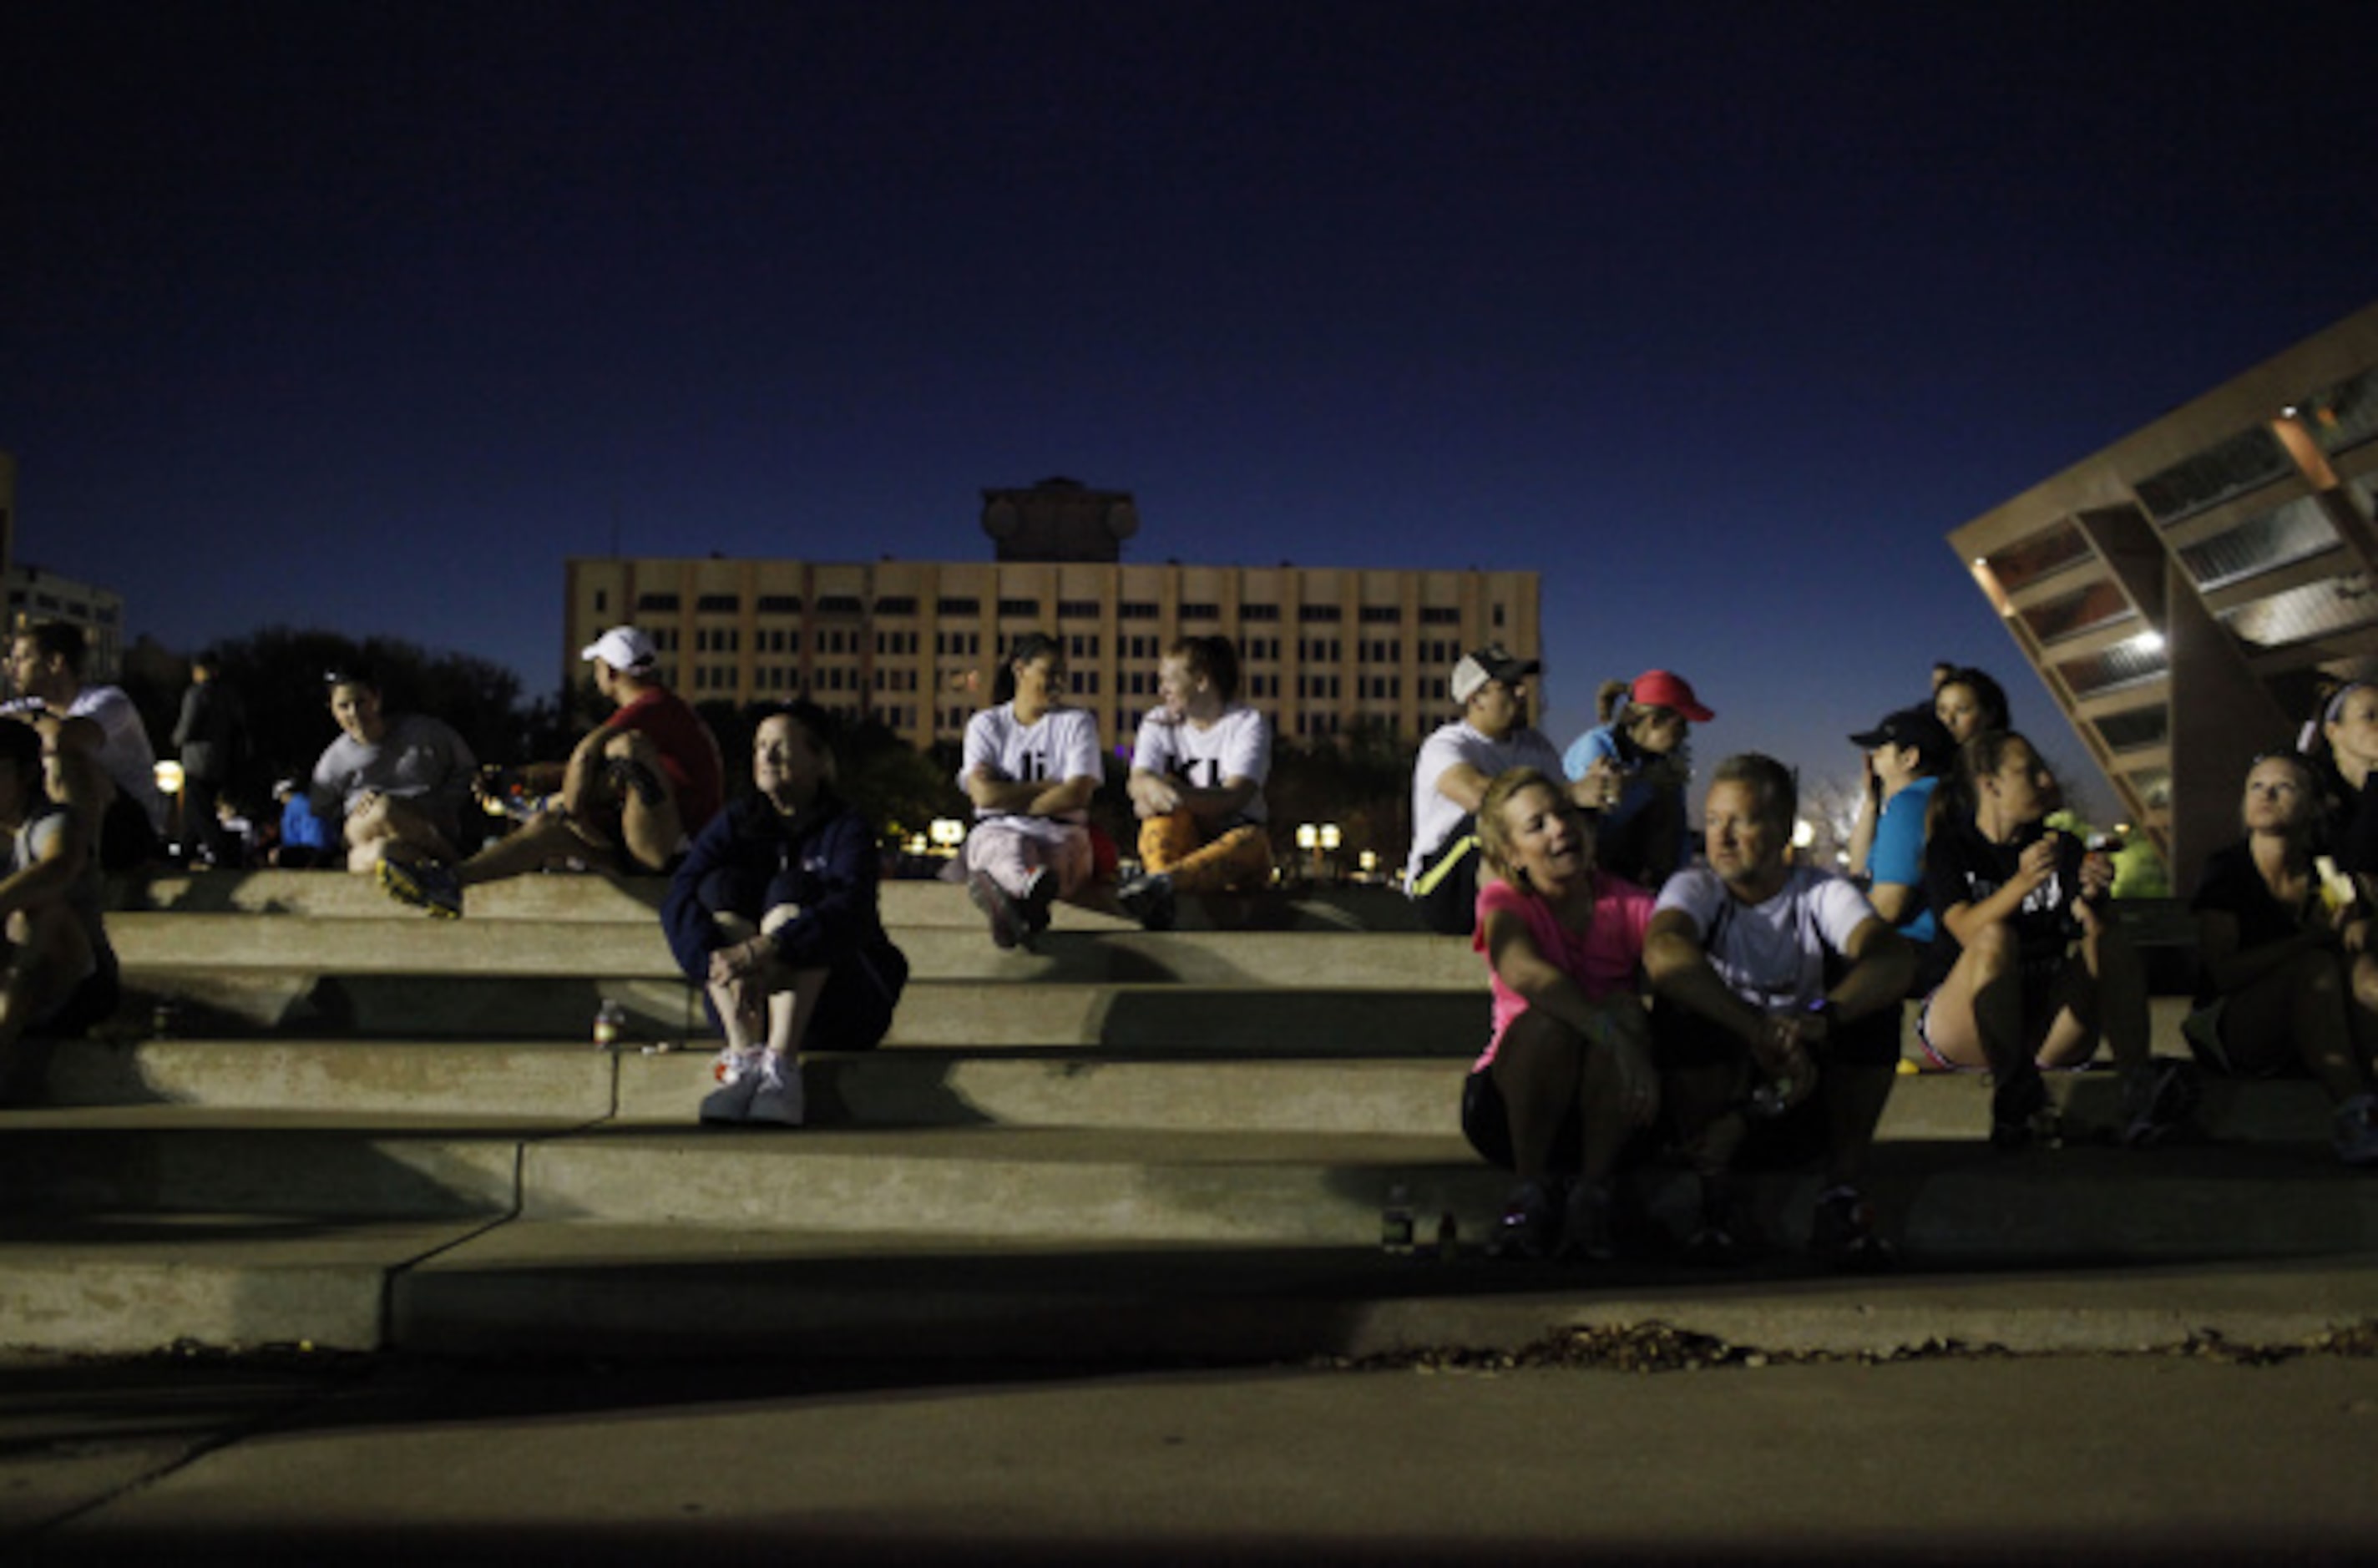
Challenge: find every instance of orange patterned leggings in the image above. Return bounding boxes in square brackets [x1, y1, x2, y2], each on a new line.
[1136, 810, 1274, 893]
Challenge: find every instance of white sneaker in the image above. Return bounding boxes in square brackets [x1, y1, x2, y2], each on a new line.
[700, 1048, 762, 1124]
[748, 1051, 804, 1127]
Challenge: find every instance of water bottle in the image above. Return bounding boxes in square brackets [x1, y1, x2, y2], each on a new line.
[1380, 1184, 1414, 1256]
[592, 999, 625, 1050]
[1747, 1057, 1817, 1119]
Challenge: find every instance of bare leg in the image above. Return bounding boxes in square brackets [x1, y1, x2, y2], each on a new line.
[606, 732, 686, 871]
[1918, 923, 2033, 1073]
[453, 810, 589, 888]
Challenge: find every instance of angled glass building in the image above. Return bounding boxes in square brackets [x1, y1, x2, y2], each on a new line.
[1950, 301, 2378, 891]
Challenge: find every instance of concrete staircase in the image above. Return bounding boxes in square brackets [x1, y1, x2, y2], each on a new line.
[3, 871, 2374, 1363]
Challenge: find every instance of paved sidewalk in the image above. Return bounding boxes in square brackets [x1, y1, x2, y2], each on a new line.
[7, 1345, 2375, 1563]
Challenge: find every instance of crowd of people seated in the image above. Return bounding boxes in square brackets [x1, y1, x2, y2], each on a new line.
[4, 616, 2372, 1247]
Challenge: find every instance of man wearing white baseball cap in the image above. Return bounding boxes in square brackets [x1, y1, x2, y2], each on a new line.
[381, 625, 724, 916]
[1406, 644, 1595, 936]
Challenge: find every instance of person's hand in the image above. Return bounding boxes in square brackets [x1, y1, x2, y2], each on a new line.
[1611, 1034, 1661, 1128]
[1581, 757, 1622, 812]
[1135, 776, 1181, 818]
[1752, 1010, 1811, 1075]
[708, 936, 771, 987]
[2015, 834, 2062, 896]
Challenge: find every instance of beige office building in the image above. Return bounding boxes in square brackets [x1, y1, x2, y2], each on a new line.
[1950, 301, 2378, 891]
[563, 479, 1541, 754]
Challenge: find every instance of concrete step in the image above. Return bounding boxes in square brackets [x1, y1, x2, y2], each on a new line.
[18, 1100, 2354, 1265]
[105, 975, 1490, 1052]
[0, 1213, 498, 1355]
[0, 1107, 573, 1219]
[11, 1210, 2375, 1362]
[502, 1122, 2378, 1262]
[33, 1038, 2346, 1146]
[124, 870, 1427, 932]
[110, 915, 1487, 989]
[384, 1226, 2378, 1364]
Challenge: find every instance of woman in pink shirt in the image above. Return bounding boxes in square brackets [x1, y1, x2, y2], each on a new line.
[1462, 767, 1662, 1260]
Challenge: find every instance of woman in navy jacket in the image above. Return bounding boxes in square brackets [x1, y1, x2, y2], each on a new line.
[662, 701, 908, 1127]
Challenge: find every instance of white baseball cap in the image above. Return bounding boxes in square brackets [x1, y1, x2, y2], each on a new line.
[579, 625, 658, 674]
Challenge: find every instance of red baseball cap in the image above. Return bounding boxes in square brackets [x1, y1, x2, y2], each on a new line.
[1628, 669, 1712, 722]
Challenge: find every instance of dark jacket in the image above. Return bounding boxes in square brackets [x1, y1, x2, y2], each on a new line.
[660, 788, 900, 983]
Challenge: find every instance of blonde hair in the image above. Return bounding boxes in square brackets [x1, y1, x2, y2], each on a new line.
[1477, 767, 1584, 886]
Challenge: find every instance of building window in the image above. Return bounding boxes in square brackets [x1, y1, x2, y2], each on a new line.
[1242, 603, 1280, 622]
[1298, 604, 1341, 623]
[1179, 602, 1219, 620]
[1119, 601, 1160, 620]
[2133, 426, 2294, 525]
[939, 596, 980, 616]
[1057, 599, 1101, 620]
[1982, 524, 2093, 594]
[696, 594, 739, 614]
[594, 589, 609, 614]
[1419, 606, 1460, 625]
[756, 594, 802, 615]
[2177, 494, 2341, 591]
[1068, 634, 1100, 660]
[998, 598, 1041, 619]
[815, 594, 864, 615]
[874, 595, 918, 615]
[1358, 605, 1401, 624]
[637, 592, 681, 613]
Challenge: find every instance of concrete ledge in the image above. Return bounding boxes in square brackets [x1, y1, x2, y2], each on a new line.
[111, 917, 1488, 989]
[389, 1224, 2378, 1363]
[0, 1109, 561, 1219]
[0, 1215, 492, 1355]
[124, 871, 1433, 932]
[33, 1039, 2341, 1143]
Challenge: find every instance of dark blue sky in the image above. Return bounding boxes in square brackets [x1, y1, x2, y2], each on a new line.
[7, 1, 2375, 809]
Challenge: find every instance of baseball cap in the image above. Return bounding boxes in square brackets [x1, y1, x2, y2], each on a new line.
[579, 625, 659, 675]
[1850, 704, 1955, 771]
[1450, 644, 1541, 705]
[1627, 670, 1713, 722]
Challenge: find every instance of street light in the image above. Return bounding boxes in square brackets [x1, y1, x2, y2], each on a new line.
[928, 818, 966, 857]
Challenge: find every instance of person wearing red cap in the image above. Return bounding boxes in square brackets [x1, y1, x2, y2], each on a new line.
[1560, 669, 1713, 889]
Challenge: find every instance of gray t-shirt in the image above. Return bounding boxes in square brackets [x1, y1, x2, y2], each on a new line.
[309, 712, 478, 841]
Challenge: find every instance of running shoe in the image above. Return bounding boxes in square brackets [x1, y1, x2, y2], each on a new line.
[967, 870, 1026, 950]
[1486, 1179, 1562, 1260]
[377, 855, 463, 918]
[1990, 1062, 2048, 1151]
[700, 1048, 763, 1124]
[1809, 1185, 1897, 1271]
[2332, 1095, 2378, 1166]
[1116, 871, 1177, 933]
[1020, 867, 1059, 944]
[2119, 1059, 2200, 1148]
[747, 1051, 803, 1127]
[1556, 1179, 1617, 1263]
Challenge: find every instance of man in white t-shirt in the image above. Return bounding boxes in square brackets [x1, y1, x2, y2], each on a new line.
[5, 622, 165, 873]
[1117, 636, 1274, 929]
[1644, 752, 1913, 1269]
[1404, 644, 1586, 936]
[959, 633, 1104, 950]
